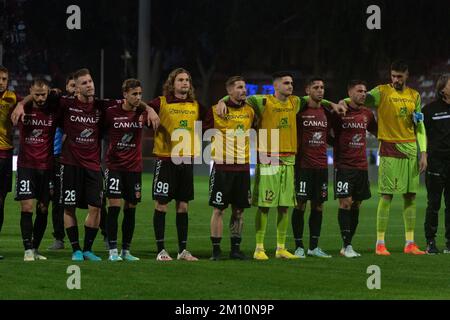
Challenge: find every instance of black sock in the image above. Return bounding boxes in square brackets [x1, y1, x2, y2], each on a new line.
[83, 226, 99, 252]
[230, 236, 241, 253]
[51, 201, 65, 241]
[153, 210, 166, 253]
[176, 212, 188, 253]
[338, 208, 352, 247]
[292, 208, 305, 249]
[20, 212, 33, 250]
[100, 203, 108, 238]
[0, 198, 5, 233]
[66, 226, 82, 252]
[350, 208, 360, 241]
[211, 237, 222, 255]
[32, 206, 48, 250]
[122, 208, 136, 251]
[309, 209, 323, 250]
[106, 206, 120, 250]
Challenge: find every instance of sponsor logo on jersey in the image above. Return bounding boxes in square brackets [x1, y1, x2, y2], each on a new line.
[117, 133, 136, 150]
[31, 129, 43, 138]
[308, 131, 324, 145]
[80, 129, 94, 138]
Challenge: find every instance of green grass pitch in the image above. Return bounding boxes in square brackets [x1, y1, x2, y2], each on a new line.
[0, 174, 449, 300]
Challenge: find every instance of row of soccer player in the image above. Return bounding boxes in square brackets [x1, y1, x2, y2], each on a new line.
[1, 61, 449, 262]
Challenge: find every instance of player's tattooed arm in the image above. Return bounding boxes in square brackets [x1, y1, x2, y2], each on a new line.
[138, 101, 160, 130]
[11, 94, 32, 125]
[216, 96, 229, 118]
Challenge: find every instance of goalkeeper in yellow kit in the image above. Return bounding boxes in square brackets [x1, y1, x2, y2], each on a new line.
[344, 60, 427, 255]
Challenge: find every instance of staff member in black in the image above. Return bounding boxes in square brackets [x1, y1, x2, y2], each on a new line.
[423, 74, 450, 254]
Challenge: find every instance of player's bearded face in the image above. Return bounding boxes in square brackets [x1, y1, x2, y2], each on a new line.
[230, 81, 247, 102]
[391, 71, 407, 90]
[307, 81, 325, 102]
[125, 87, 143, 107]
[174, 73, 191, 96]
[77, 75, 95, 97]
[350, 85, 367, 106]
[66, 80, 77, 96]
[31, 86, 49, 106]
[0, 72, 8, 93]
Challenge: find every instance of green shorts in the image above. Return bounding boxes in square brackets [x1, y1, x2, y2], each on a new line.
[378, 156, 419, 194]
[252, 164, 296, 208]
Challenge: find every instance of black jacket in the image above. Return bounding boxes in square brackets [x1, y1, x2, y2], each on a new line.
[423, 98, 450, 160]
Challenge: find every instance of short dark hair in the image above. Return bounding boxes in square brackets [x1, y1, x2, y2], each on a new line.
[391, 60, 409, 73]
[0, 65, 8, 74]
[122, 78, 142, 92]
[226, 76, 245, 89]
[66, 73, 75, 85]
[436, 74, 450, 99]
[272, 71, 294, 82]
[306, 77, 325, 87]
[347, 80, 367, 91]
[73, 68, 91, 80]
[31, 78, 50, 89]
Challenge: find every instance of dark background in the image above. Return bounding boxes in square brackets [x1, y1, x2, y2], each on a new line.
[1, 0, 449, 105]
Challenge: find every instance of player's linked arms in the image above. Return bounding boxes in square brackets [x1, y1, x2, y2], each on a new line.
[11, 95, 31, 125]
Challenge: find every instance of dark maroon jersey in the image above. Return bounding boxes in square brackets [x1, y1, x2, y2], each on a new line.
[59, 96, 122, 171]
[105, 105, 146, 172]
[332, 105, 377, 170]
[17, 102, 57, 170]
[297, 106, 332, 169]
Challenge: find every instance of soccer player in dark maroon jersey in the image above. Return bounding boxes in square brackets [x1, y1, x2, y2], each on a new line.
[104, 79, 147, 262]
[12, 69, 159, 261]
[332, 80, 377, 258]
[292, 78, 334, 258]
[48, 73, 76, 251]
[15, 79, 58, 261]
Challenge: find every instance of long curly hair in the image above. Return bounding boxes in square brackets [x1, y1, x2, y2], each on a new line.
[163, 68, 196, 100]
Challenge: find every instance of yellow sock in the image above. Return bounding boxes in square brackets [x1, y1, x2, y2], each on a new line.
[256, 243, 264, 250]
[277, 244, 285, 250]
[405, 231, 414, 243]
[377, 232, 385, 242]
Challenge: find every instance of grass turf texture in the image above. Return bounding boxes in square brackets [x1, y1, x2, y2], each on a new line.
[0, 174, 449, 300]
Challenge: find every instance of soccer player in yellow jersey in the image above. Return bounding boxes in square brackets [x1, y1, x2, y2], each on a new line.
[205, 76, 255, 260]
[217, 72, 346, 260]
[345, 60, 427, 255]
[149, 68, 205, 261]
[0, 66, 19, 260]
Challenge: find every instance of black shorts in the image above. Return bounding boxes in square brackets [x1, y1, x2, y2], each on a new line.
[295, 166, 328, 203]
[208, 166, 251, 210]
[152, 160, 194, 204]
[334, 168, 371, 201]
[15, 167, 52, 203]
[61, 164, 103, 209]
[105, 169, 142, 205]
[0, 157, 12, 197]
[51, 157, 63, 203]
